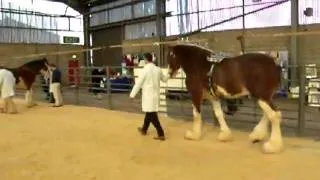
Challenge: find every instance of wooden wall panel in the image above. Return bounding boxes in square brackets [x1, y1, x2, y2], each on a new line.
[91, 26, 123, 66]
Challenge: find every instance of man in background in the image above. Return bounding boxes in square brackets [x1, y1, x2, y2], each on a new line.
[48, 63, 63, 107]
[129, 53, 169, 141]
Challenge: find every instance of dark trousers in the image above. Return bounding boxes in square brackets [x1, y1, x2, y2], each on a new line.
[142, 112, 164, 137]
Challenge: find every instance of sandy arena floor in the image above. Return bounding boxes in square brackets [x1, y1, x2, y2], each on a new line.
[1, 99, 320, 180]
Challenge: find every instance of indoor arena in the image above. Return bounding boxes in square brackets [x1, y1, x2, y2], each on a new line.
[1, 0, 320, 179]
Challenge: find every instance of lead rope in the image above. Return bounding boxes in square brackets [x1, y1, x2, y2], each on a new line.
[207, 63, 216, 97]
[206, 52, 229, 97]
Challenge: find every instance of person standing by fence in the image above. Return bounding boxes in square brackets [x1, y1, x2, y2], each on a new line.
[129, 53, 169, 141]
[48, 63, 63, 107]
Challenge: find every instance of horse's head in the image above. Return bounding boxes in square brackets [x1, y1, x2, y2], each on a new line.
[167, 46, 181, 77]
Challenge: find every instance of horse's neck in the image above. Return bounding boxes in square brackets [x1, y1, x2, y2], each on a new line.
[20, 66, 40, 74]
[181, 62, 211, 81]
[15, 68, 38, 82]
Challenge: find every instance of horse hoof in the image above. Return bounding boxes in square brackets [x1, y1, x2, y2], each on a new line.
[262, 140, 283, 154]
[217, 131, 232, 142]
[252, 139, 261, 144]
[27, 104, 37, 108]
[249, 130, 267, 143]
[184, 130, 201, 140]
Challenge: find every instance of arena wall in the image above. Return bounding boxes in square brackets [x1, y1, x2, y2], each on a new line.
[2, 24, 319, 86]
[121, 24, 320, 66]
[122, 37, 160, 59]
[0, 43, 85, 84]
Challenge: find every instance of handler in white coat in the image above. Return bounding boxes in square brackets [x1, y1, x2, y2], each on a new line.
[129, 53, 169, 141]
[0, 68, 18, 114]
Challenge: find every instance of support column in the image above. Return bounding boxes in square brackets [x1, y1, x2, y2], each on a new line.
[83, 10, 91, 66]
[241, 0, 246, 54]
[156, 0, 166, 67]
[290, 0, 299, 86]
[291, 0, 305, 135]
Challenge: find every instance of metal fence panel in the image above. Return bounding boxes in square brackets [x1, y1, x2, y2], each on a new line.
[21, 63, 320, 138]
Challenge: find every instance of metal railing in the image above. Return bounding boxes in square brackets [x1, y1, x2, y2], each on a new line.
[16, 64, 320, 138]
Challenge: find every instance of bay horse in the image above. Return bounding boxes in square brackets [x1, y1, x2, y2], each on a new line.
[1, 58, 49, 107]
[167, 44, 283, 153]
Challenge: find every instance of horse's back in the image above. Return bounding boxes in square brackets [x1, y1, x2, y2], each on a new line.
[236, 53, 280, 80]
[236, 53, 281, 98]
[238, 53, 277, 66]
[213, 53, 281, 99]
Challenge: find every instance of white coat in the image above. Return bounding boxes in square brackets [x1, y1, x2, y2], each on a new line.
[130, 63, 169, 112]
[0, 69, 16, 99]
[48, 70, 54, 93]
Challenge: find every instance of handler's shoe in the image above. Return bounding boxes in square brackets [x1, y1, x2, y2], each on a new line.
[137, 127, 147, 135]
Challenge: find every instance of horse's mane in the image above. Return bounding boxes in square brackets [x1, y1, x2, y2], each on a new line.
[173, 44, 235, 59]
[174, 43, 215, 54]
[21, 58, 47, 67]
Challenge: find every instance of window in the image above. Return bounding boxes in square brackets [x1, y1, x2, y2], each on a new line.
[133, 0, 156, 18]
[90, 11, 108, 26]
[166, 14, 198, 35]
[299, 0, 320, 24]
[166, 0, 198, 14]
[166, 0, 244, 35]
[0, 0, 83, 44]
[125, 21, 157, 40]
[244, 0, 291, 28]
